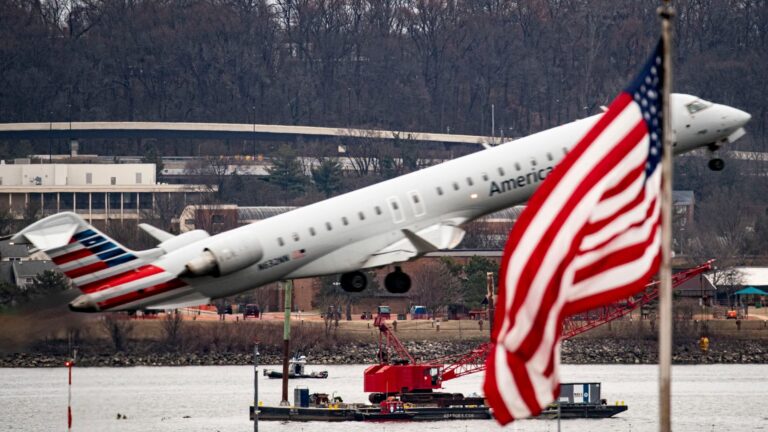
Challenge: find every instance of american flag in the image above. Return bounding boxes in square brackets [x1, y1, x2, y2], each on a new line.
[483, 41, 664, 424]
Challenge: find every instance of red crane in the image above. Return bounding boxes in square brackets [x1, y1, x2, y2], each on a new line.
[363, 260, 713, 401]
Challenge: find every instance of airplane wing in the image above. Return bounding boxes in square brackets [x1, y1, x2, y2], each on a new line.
[362, 223, 466, 268]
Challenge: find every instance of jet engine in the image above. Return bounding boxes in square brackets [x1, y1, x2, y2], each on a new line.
[184, 230, 263, 277]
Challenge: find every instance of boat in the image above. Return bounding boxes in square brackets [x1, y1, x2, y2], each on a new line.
[263, 355, 329, 379]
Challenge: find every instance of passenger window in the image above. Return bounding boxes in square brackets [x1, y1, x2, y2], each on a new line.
[466, 177, 473, 186]
[547, 152, 553, 161]
[292, 233, 299, 242]
[375, 206, 382, 215]
[309, 227, 316, 236]
[408, 190, 426, 217]
[452, 182, 459, 191]
[531, 158, 537, 166]
[358, 211, 365, 221]
[514, 162, 521, 171]
[387, 196, 405, 224]
[482, 173, 489, 181]
[498, 167, 505, 176]
[436, 187, 444, 196]
[326, 222, 333, 231]
[342, 216, 349, 226]
[277, 237, 285, 246]
[562, 147, 568, 155]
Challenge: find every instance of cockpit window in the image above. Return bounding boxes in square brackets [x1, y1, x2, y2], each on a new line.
[686, 99, 712, 114]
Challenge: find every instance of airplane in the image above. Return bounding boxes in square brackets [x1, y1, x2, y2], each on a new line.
[11, 93, 750, 312]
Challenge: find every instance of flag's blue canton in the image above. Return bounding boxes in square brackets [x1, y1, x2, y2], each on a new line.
[625, 41, 663, 180]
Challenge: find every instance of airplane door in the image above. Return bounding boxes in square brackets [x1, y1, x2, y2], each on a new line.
[407, 190, 426, 217]
[387, 196, 405, 224]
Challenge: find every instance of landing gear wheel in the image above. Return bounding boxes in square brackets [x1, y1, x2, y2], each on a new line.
[340, 271, 367, 292]
[384, 266, 411, 294]
[708, 158, 725, 171]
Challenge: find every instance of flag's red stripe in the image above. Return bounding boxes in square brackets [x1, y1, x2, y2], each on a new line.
[65, 261, 108, 279]
[581, 167, 647, 238]
[508, 351, 542, 416]
[491, 93, 635, 342]
[97, 279, 186, 310]
[52, 248, 93, 265]
[599, 161, 645, 202]
[573, 212, 661, 286]
[510, 119, 649, 358]
[574, 196, 659, 281]
[79, 265, 164, 294]
[565, 252, 662, 316]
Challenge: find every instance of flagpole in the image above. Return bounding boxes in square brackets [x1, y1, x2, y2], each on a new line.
[658, 2, 675, 432]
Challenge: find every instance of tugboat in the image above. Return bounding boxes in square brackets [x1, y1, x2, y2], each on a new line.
[263, 355, 329, 379]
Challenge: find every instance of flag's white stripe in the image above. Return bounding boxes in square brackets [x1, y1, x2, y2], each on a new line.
[585, 135, 649, 221]
[581, 156, 658, 250]
[526, 290, 568, 407]
[493, 344, 532, 419]
[574, 169, 661, 270]
[500, 104, 644, 349]
[568, 226, 661, 302]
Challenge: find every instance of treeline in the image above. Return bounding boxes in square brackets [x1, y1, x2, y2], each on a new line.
[1, 0, 765, 143]
[1, 0, 768, 263]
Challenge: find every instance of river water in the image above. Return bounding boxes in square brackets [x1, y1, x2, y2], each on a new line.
[1, 364, 766, 432]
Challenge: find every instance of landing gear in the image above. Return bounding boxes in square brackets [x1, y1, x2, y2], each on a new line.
[340, 271, 367, 292]
[708, 158, 725, 171]
[385, 266, 411, 294]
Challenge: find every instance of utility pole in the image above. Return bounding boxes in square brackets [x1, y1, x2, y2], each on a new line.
[486, 272, 495, 335]
[253, 342, 260, 432]
[658, 2, 675, 432]
[280, 280, 293, 406]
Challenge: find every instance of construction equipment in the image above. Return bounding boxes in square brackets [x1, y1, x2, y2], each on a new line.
[363, 261, 714, 403]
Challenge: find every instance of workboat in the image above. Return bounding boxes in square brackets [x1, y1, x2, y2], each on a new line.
[263, 355, 329, 379]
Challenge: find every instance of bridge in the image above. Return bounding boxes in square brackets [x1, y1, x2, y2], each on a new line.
[0, 121, 494, 146]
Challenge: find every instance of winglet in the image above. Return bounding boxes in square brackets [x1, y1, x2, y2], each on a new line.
[401, 229, 438, 253]
[139, 223, 175, 243]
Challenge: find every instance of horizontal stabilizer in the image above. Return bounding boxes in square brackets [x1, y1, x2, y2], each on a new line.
[12, 212, 82, 250]
[139, 223, 176, 242]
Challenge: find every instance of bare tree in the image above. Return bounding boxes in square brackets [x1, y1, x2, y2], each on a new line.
[100, 313, 134, 352]
[161, 311, 185, 352]
[410, 260, 463, 316]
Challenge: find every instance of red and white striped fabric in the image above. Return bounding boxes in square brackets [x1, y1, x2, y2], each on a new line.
[483, 41, 664, 424]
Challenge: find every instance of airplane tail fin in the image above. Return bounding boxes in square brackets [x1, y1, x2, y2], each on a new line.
[11, 212, 151, 292]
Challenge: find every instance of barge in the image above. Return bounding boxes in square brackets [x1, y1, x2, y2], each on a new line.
[249, 383, 627, 422]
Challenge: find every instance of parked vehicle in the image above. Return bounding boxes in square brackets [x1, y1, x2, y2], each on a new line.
[410, 305, 428, 319]
[244, 304, 260, 319]
[377, 305, 391, 319]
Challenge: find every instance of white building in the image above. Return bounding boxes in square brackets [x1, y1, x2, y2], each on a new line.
[0, 162, 211, 222]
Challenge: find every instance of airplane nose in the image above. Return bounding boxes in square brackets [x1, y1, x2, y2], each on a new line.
[723, 106, 752, 128]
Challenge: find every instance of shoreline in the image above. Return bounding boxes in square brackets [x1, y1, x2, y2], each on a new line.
[2, 338, 765, 367]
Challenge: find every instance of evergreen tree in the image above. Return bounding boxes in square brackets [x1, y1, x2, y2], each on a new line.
[266, 145, 308, 203]
[311, 159, 344, 198]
